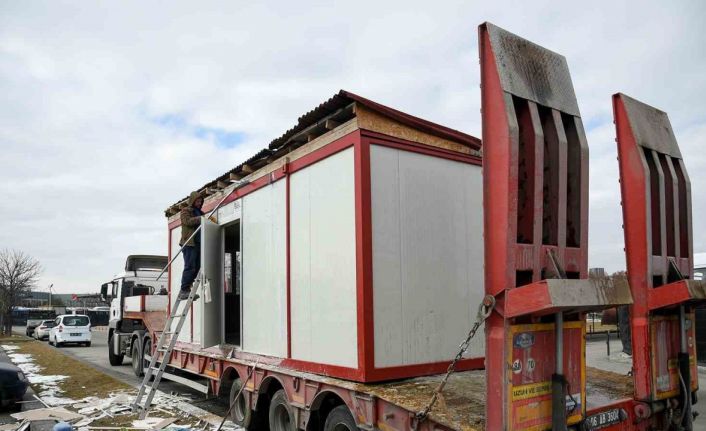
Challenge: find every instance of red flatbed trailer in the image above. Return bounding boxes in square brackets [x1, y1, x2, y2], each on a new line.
[118, 22, 701, 431]
[127, 323, 634, 431]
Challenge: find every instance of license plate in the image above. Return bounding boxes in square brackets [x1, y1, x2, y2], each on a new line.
[584, 408, 626, 430]
[70, 333, 81, 336]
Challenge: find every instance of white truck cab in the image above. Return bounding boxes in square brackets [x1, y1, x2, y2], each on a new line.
[101, 255, 168, 371]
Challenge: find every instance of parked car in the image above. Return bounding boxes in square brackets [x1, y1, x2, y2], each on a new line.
[0, 362, 28, 409]
[24, 309, 57, 336]
[33, 320, 56, 340]
[48, 315, 91, 347]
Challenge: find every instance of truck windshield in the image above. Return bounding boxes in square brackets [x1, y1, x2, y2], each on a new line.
[63, 316, 90, 326]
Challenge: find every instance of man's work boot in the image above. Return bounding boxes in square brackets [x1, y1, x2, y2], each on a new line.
[178, 289, 199, 301]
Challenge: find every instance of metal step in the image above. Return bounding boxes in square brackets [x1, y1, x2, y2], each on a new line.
[158, 370, 209, 394]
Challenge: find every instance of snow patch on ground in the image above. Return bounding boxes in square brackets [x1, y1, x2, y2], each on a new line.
[4, 349, 74, 406]
[1, 344, 19, 351]
[7, 352, 33, 363]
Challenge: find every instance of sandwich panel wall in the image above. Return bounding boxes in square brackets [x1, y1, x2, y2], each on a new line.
[290, 147, 358, 368]
[242, 181, 287, 357]
[169, 226, 193, 343]
[370, 145, 484, 368]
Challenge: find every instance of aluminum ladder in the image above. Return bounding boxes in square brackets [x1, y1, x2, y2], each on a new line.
[130, 179, 248, 418]
[132, 273, 202, 418]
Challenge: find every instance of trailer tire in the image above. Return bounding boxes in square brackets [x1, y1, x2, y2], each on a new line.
[142, 338, 154, 377]
[108, 332, 124, 366]
[269, 389, 295, 431]
[132, 341, 143, 377]
[324, 405, 358, 431]
[229, 378, 252, 428]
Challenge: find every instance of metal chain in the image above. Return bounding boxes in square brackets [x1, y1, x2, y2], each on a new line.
[413, 295, 496, 430]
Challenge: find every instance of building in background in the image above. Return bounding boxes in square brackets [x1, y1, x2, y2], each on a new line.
[19, 291, 107, 308]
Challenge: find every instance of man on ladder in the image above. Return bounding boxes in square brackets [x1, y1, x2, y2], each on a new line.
[178, 191, 215, 300]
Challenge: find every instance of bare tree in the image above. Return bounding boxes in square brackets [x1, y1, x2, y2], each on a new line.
[0, 249, 41, 335]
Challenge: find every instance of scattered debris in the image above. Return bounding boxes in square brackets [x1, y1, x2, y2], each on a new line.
[132, 417, 178, 428]
[1, 344, 239, 430]
[0, 422, 27, 431]
[2, 348, 73, 406]
[11, 406, 84, 422]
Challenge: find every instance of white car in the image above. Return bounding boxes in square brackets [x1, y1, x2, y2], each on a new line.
[33, 320, 55, 340]
[49, 315, 92, 347]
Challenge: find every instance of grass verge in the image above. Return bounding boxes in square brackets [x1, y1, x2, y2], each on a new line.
[0, 337, 132, 401]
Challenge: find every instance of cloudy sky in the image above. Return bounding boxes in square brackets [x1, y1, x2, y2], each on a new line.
[1, 1, 705, 294]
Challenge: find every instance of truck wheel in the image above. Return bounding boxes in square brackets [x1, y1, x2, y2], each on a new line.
[142, 338, 153, 373]
[229, 378, 252, 428]
[324, 405, 358, 431]
[268, 389, 295, 431]
[132, 341, 143, 377]
[108, 333, 124, 366]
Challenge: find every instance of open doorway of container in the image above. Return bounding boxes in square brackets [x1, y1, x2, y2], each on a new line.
[223, 220, 241, 345]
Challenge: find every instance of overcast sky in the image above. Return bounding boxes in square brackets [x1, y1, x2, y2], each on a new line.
[1, 1, 705, 294]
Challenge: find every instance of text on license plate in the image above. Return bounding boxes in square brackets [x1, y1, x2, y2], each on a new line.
[584, 409, 626, 430]
[70, 333, 81, 336]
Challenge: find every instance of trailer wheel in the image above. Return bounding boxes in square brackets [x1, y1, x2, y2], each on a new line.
[108, 332, 124, 366]
[269, 389, 295, 431]
[132, 341, 143, 377]
[142, 338, 155, 381]
[229, 378, 252, 427]
[324, 405, 358, 431]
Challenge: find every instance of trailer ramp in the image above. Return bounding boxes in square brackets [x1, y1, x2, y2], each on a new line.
[479, 22, 632, 430]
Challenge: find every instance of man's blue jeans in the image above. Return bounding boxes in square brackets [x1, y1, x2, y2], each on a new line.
[180, 245, 201, 292]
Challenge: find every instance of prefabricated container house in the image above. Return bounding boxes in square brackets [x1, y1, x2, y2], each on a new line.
[164, 91, 484, 383]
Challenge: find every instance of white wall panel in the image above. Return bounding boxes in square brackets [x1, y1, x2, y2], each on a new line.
[242, 181, 287, 357]
[169, 227, 193, 343]
[370, 145, 484, 367]
[290, 148, 358, 368]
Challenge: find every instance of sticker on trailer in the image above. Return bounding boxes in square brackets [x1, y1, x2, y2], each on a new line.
[514, 332, 536, 349]
[650, 313, 698, 400]
[507, 322, 586, 430]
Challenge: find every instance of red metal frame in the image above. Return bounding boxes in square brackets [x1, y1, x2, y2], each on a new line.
[479, 22, 618, 430]
[614, 93, 701, 404]
[578, 93, 703, 431]
[165, 127, 483, 383]
[147, 343, 459, 431]
[354, 135, 374, 380]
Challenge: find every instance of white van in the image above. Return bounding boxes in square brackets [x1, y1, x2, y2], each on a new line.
[49, 314, 92, 347]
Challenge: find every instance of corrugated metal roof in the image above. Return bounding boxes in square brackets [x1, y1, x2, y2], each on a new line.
[166, 90, 481, 214]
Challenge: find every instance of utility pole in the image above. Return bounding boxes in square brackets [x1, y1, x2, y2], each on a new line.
[48, 284, 54, 308]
